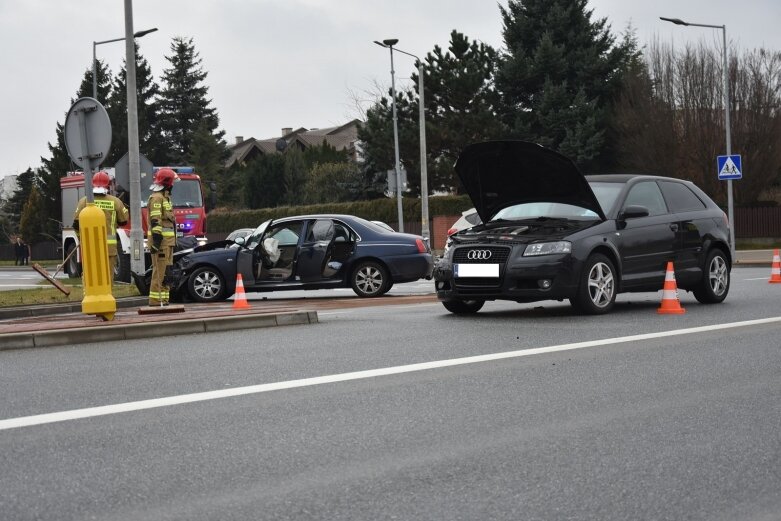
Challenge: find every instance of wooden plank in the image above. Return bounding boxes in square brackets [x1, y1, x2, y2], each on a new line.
[137, 305, 186, 315]
[31, 263, 71, 296]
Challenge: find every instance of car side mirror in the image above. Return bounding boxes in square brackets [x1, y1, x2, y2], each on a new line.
[234, 236, 246, 246]
[620, 205, 650, 219]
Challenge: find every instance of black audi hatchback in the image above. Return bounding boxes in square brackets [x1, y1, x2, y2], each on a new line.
[434, 141, 732, 314]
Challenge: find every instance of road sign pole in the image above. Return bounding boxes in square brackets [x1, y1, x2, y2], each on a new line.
[721, 25, 736, 260]
[76, 108, 95, 204]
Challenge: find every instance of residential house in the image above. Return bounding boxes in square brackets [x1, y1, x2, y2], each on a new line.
[225, 119, 362, 169]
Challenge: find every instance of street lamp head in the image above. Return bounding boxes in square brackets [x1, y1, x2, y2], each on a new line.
[382, 38, 399, 47]
[133, 27, 158, 38]
[373, 40, 388, 48]
[660, 17, 689, 26]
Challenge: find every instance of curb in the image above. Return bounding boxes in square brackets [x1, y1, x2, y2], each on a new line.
[0, 310, 319, 351]
[0, 297, 148, 320]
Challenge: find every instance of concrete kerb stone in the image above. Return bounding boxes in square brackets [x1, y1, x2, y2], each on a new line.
[0, 310, 318, 351]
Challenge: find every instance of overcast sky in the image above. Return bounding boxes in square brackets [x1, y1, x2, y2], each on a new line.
[1, 0, 779, 179]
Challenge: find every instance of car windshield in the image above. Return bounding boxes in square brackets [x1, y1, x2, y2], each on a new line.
[491, 202, 599, 221]
[588, 182, 624, 215]
[245, 220, 272, 249]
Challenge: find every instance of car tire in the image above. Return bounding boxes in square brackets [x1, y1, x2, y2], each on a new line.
[693, 248, 730, 304]
[115, 251, 131, 283]
[187, 266, 226, 303]
[351, 261, 389, 298]
[570, 253, 617, 315]
[442, 299, 485, 314]
[65, 242, 81, 278]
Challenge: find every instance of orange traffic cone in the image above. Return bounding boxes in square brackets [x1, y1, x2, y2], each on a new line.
[769, 249, 781, 284]
[232, 273, 251, 310]
[657, 261, 685, 314]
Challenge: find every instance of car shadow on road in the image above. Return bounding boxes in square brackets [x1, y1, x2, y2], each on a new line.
[436, 298, 663, 320]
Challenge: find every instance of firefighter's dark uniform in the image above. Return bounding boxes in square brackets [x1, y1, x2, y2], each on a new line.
[73, 194, 129, 276]
[147, 191, 177, 305]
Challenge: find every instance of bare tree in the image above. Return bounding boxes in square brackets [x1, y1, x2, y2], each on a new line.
[614, 39, 781, 205]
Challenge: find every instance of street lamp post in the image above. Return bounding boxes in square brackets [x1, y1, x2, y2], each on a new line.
[374, 39, 404, 232]
[92, 27, 157, 101]
[660, 16, 735, 260]
[374, 40, 430, 239]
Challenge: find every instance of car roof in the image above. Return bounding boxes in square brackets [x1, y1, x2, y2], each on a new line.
[586, 174, 694, 184]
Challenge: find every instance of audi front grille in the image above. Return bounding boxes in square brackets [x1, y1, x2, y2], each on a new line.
[452, 246, 511, 264]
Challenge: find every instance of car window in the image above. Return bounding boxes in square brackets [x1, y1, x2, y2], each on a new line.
[588, 182, 623, 214]
[333, 222, 352, 243]
[267, 223, 302, 246]
[623, 182, 668, 216]
[464, 212, 481, 226]
[306, 219, 335, 242]
[659, 181, 707, 213]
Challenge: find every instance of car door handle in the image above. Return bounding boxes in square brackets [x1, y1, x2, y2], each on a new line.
[669, 224, 679, 232]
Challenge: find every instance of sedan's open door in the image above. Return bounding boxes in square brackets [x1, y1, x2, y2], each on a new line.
[297, 219, 335, 282]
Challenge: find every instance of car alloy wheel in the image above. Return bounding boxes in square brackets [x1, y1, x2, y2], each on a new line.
[351, 261, 388, 298]
[571, 253, 616, 315]
[189, 266, 225, 302]
[588, 261, 615, 308]
[693, 249, 730, 304]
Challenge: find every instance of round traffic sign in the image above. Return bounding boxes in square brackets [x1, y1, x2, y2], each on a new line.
[64, 97, 112, 169]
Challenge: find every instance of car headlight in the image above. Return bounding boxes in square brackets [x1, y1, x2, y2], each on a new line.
[524, 241, 572, 256]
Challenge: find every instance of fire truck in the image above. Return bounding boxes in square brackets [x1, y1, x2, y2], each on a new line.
[60, 166, 215, 282]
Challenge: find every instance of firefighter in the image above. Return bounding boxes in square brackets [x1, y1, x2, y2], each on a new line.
[73, 170, 130, 278]
[147, 168, 179, 306]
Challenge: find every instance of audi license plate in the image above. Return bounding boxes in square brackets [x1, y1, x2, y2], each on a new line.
[454, 263, 499, 278]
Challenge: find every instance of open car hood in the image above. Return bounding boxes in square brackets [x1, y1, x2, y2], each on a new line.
[454, 141, 606, 222]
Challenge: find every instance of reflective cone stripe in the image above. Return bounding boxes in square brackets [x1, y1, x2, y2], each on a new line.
[657, 261, 685, 314]
[769, 249, 781, 284]
[232, 273, 251, 310]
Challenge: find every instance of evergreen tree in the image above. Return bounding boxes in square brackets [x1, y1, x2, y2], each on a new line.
[19, 185, 46, 244]
[5, 167, 37, 226]
[282, 147, 308, 205]
[106, 43, 164, 166]
[302, 141, 348, 167]
[83, 59, 113, 105]
[304, 162, 364, 204]
[159, 36, 226, 166]
[419, 31, 505, 192]
[188, 120, 226, 190]
[242, 155, 285, 209]
[360, 31, 503, 195]
[497, 0, 634, 169]
[359, 84, 426, 197]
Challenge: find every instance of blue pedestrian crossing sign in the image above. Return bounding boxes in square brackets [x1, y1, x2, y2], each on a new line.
[717, 155, 742, 180]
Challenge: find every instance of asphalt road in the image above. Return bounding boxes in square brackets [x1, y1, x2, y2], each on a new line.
[0, 266, 779, 520]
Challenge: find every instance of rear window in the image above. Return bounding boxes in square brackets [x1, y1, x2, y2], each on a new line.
[659, 181, 706, 213]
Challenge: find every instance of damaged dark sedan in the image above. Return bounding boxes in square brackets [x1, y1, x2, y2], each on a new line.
[162, 214, 433, 302]
[434, 141, 732, 315]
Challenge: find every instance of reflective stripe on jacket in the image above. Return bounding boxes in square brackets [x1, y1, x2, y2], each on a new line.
[147, 192, 177, 247]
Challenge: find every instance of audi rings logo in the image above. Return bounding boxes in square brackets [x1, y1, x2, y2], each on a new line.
[467, 249, 492, 260]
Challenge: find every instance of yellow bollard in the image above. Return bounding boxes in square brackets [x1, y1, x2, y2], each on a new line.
[79, 203, 116, 321]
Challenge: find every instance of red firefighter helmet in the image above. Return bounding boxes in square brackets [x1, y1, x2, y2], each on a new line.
[152, 168, 179, 189]
[92, 171, 111, 194]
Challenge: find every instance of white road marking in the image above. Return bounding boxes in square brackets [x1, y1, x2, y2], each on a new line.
[2, 315, 781, 431]
[744, 277, 770, 281]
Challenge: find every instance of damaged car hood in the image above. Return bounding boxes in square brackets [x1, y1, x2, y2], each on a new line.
[455, 141, 606, 222]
